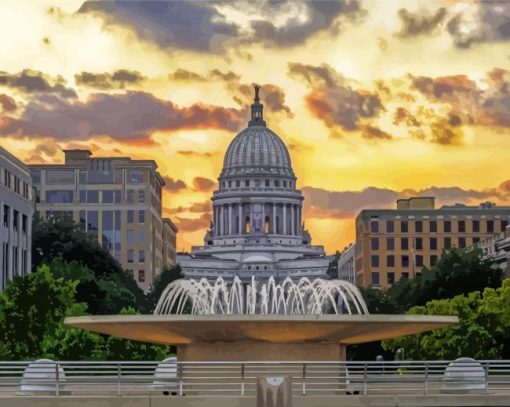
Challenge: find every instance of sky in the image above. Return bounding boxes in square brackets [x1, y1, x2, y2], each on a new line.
[1, 0, 510, 253]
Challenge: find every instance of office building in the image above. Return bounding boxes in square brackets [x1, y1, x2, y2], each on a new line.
[355, 197, 510, 288]
[162, 218, 178, 269]
[476, 225, 510, 277]
[338, 243, 355, 284]
[29, 150, 177, 290]
[0, 146, 33, 291]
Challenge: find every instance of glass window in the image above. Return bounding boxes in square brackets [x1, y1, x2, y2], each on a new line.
[458, 220, 465, 233]
[46, 169, 74, 184]
[415, 220, 423, 233]
[236, 180, 240, 187]
[139, 250, 145, 263]
[430, 220, 437, 233]
[401, 221, 408, 233]
[265, 180, 270, 187]
[102, 210, 114, 252]
[87, 190, 99, 203]
[387, 255, 395, 267]
[274, 180, 280, 187]
[138, 270, 145, 283]
[371, 238, 379, 250]
[473, 220, 480, 232]
[371, 255, 379, 267]
[401, 272, 409, 280]
[371, 272, 379, 285]
[370, 218, 379, 233]
[139, 230, 145, 243]
[46, 190, 73, 203]
[430, 255, 438, 266]
[444, 220, 451, 233]
[487, 220, 494, 232]
[114, 190, 121, 203]
[103, 190, 114, 204]
[401, 238, 409, 250]
[127, 210, 134, 223]
[386, 220, 394, 233]
[444, 237, 451, 249]
[127, 189, 135, 204]
[138, 190, 145, 203]
[387, 237, 394, 250]
[387, 272, 395, 285]
[402, 255, 409, 267]
[127, 230, 134, 244]
[416, 237, 423, 250]
[502, 220, 508, 232]
[416, 255, 423, 267]
[430, 237, 437, 250]
[459, 237, 466, 248]
[245, 180, 249, 187]
[127, 169, 148, 184]
[138, 210, 145, 223]
[87, 210, 98, 238]
[30, 169, 41, 184]
[127, 250, 134, 263]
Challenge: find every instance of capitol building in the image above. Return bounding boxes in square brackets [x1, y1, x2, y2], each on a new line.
[179, 86, 329, 281]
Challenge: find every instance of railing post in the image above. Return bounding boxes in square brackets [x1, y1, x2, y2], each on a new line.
[241, 363, 245, 396]
[302, 363, 306, 396]
[55, 363, 59, 397]
[424, 363, 428, 395]
[178, 362, 183, 396]
[117, 363, 122, 396]
[485, 361, 489, 394]
[363, 363, 367, 395]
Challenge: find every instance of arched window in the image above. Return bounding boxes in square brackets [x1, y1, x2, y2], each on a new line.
[265, 216, 270, 234]
[245, 216, 251, 234]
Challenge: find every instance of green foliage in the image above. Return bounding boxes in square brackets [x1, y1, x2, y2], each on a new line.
[327, 250, 341, 280]
[146, 265, 183, 312]
[32, 219, 148, 313]
[382, 279, 510, 359]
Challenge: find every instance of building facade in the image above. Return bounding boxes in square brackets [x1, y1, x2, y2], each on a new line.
[29, 150, 176, 290]
[356, 197, 510, 288]
[476, 225, 510, 276]
[0, 146, 33, 291]
[180, 86, 329, 281]
[162, 218, 178, 269]
[338, 243, 355, 284]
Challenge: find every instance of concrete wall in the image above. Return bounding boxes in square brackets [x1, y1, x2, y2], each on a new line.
[2, 394, 510, 407]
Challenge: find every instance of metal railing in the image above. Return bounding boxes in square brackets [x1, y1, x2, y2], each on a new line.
[1, 360, 510, 397]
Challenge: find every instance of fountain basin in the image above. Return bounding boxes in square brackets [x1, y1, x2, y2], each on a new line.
[65, 314, 457, 361]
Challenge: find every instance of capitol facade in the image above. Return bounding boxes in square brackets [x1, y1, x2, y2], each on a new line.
[179, 86, 329, 281]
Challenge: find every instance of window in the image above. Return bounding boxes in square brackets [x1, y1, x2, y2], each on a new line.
[502, 220, 509, 232]
[245, 180, 249, 187]
[127, 250, 134, 263]
[275, 180, 280, 187]
[87, 190, 99, 203]
[371, 255, 379, 267]
[138, 270, 145, 283]
[444, 237, 451, 249]
[430, 220, 437, 233]
[283, 181, 287, 187]
[139, 230, 145, 243]
[87, 210, 98, 238]
[402, 255, 409, 267]
[401, 221, 408, 233]
[103, 190, 114, 204]
[430, 255, 438, 266]
[458, 220, 465, 233]
[430, 237, 437, 250]
[401, 272, 409, 280]
[265, 180, 270, 187]
[415, 220, 423, 233]
[46, 169, 74, 184]
[387, 255, 395, 267]
[30, 169, 41, 184]
[371, 272, 380, 285]
[416, 237, 423, 250]
[127, 230, 134, 244]
[139, 250, 145, 263]
[386, 220, 394, 233]
[138, 190, 145, 203]
[127, 189, 135, 204]
[387, 237, 395, 250]
[487, 220, 494, 232]
[13, 210, 18, 230]
[473, 237, 480, 244]
[473, 220, 480, 232]
[370, 218, 379, 233]
[401, 238, 409, 250]
[46, 190, 73, 203]
[387, 272, 395, 285]
[127, 210, 134, 223]
[416, 255, 423, 267]
[371, 238, 379, 250]
[459, 237, 466, 248]
[127, 169, 148, 184]
[22, 215, 27, 233]
[444, 220, 451, 233]
[138, 210, 145, 223]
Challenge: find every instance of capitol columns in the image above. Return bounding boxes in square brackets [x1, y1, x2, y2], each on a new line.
[272, 203, 277, 234]
[238, 204, 243, 234]
[228, 204, 233, 235]
[261, 202, 265, 233]
[220, 205, 224, 236]
[283, 203, 287, 235]
[291, 204, 295, 235]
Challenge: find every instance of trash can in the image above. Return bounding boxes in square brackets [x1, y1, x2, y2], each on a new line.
[257, 376, 292, 407]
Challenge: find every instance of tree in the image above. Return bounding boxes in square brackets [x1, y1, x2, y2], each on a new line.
[32, 218, 148, 313]
[382, 279, 510, 359]
[327, 250, 341, 280]
[146, 265, 183, 312]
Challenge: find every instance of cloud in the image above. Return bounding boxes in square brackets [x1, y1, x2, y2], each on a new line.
[168, 68, 240, 83]
[174, 213, 212, 232]
[302, 182, 510, 220]
[0, 94, 17, 112]
[233, 83, 292, 117]
[162, 176, 187, 191]
[75, 69, 145, 89]
[361, 125, 392, 140]
[0, 69, 76, 98]
[237, 0, 364, 47]
[0, 91, 245, 141]
[177, 150, 213, 158]
[396, 7, 447, 38]
[168, 201, 212, 215]
[79, 0, 237, 53]
[193, 177, 216, 192]
[289, 62, 383, 132]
